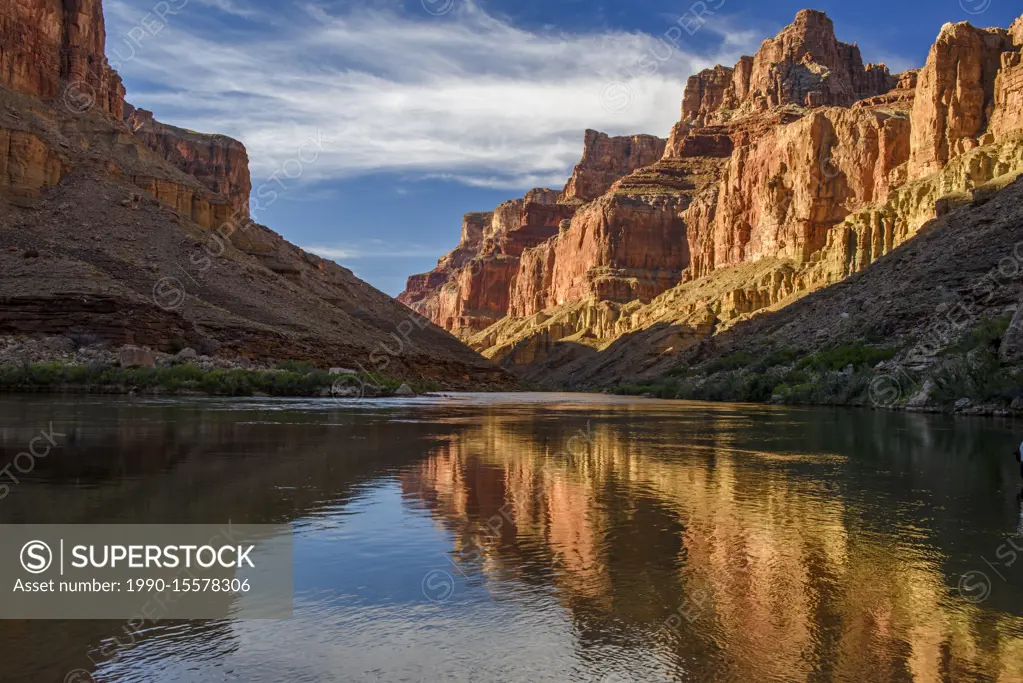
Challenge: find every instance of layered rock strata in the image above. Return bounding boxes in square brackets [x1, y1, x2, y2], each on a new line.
[399, 133, 667, 337]
[673, 9, 896, 132]
[1, 3, 251, 228]
[438, 10, 1023, 381]
[125, 105, 252, 218]
[399, 189, 577, 335]
[908, 19, 1023, 180]
[0, 127, 68, 196]
[562, 130, 667, 202]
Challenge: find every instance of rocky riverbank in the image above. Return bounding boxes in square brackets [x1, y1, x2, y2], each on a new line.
[0, 336, 423, 398]
[615, 316, 1023, 417]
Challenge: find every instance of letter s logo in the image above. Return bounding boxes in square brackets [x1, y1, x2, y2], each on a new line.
[20, 540, 53, 574]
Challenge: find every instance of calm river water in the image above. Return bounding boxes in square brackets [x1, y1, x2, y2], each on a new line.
[0, 394, 1022, 682]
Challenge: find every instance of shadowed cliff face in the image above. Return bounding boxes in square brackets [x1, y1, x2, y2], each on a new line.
[406, 9, 1023, 386]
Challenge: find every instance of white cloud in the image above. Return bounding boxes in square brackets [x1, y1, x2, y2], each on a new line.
[304, 243, 452, 259]
[190, 0, 259, 17]
[304, 246, 355, 260]
[106, 0, 761, 190]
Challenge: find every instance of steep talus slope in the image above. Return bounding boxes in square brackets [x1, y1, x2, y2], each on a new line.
[439, 9, 1023, 391]
[0, 0, 513, 388]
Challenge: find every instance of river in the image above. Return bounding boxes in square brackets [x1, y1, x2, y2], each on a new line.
[0, 394, 1021, 682]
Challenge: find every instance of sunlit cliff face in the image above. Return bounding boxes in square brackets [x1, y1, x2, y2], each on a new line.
[402, 411, 1023, 682]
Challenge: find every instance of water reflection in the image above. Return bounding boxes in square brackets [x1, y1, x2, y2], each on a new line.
[400, 405, 1023, 682]
[0, 396, 1021, 682]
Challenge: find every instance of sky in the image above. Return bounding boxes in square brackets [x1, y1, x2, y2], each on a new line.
[105, 0, 1021, 295]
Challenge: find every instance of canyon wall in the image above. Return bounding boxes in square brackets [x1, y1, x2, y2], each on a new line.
[399, 133, 666, 337]
[0, 0, 512, 387]
[562, 130, 667, 202]
[0, 128, 68, 196]
[449, 10, 1023, 379]
[126, 105, 252, 218]
[398, 189, 577, 335]
[477, 9, 911, 352]
[0, 0, 125, 118]
[674, 9, 895, 131]
[907, 20, 1020, 180]
[0, 3, 250, 232]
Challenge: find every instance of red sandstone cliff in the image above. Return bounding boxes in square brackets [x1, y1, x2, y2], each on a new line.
[0, 0, 125, 118]
[473, 9, 909, 349]
[672, 10, 895, 133]
[398, 132, 666, 336]
[0, 2, 250, 226]
[125, 104, 252, 218]
[438, 9, 1023, 381]
[398, 188, 577, 335]
[562, 130, 667, 203]
[908, 19, 1021, 180]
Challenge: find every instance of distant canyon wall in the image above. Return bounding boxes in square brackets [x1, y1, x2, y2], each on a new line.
[408, 10, 1023, 376]
[398, 132, 668, 336]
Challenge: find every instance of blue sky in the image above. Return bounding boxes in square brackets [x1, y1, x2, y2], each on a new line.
[105, 0, 1020, 295]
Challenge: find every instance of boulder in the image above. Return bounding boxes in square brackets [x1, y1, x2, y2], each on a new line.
[999, 305, 1023, 364]
[395, 383, 416, 397]
[907, 380, 937, 409]
[119, 346, 156, 368]
[331, 379, 363, 398]
[176, 348, 198, 360]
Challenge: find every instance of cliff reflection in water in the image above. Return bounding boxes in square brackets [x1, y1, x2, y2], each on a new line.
[401, 407, 1023, 682]
[1, 396, 1021, 682]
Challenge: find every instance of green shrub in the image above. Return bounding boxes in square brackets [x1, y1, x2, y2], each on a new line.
[797, 342, 896, 373]
[276, 359, 320, 375]
[948, 314, 1013, 355]
[931, 352, 1021, 405]
[0, 363, 407, 398]
[752, 347, 801, 372]
[698, 351, 758, 374]
[922, 315, 1021, 406]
